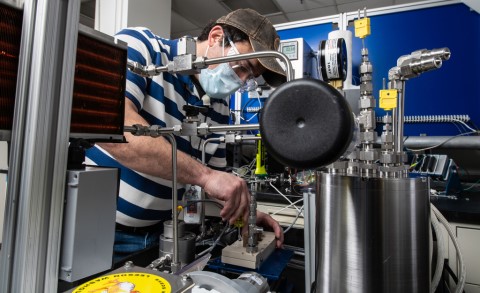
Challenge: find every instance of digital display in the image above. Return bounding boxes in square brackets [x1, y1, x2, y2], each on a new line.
[281, 42, 298, 60]
[282, 45, 296, 54]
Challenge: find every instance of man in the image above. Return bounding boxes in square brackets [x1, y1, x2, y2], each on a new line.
[86, 8, 286, 262]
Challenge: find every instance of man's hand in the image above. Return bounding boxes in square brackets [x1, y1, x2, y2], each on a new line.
[202, 169, 250, 225]
[256, 211, 284, 248]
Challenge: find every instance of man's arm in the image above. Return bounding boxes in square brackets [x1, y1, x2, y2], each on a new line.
[99, 99, 249, 223]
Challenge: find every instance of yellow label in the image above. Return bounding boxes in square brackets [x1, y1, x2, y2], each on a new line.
[354, 18, 371, 38]
[73, 272, 171, 293]
[379, 89, 398, 110]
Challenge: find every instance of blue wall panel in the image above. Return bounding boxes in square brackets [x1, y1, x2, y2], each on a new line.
[276, 3, 480, 136]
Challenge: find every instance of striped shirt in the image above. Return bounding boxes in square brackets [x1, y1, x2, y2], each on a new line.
[86, 27, 230, 227]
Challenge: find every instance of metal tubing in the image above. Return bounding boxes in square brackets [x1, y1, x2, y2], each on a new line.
[199, 51, 294, 82]
[421, 47, 451, 60]
[392, 106, 398, 150]
[125, 124, 259, 136]
[123, 125, 177, 136]
[201, 138, 221, 165]
[395, 81, 405, 154]
[201, 135, 261, 164]
[246, 182, 258, 253]
[404, 136, 480, 149]
[165, 133, 180, 272]
[199, 137, 223, 240]
[130, 50, 295, 82]
[208, 124, 259, 133]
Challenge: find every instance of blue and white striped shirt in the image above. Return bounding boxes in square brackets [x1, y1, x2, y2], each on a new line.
[86, 27, 230, 227]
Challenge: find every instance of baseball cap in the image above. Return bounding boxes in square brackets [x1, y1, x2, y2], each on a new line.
[216, 8, 287, 87]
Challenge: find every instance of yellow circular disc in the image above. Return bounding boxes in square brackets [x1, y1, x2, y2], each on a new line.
[73, 272, 171, 293]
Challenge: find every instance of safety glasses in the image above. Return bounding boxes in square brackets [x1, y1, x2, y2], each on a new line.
[227, 38, 259, 93]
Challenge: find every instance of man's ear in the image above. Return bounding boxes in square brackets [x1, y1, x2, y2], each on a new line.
[207, 25, 224, 47]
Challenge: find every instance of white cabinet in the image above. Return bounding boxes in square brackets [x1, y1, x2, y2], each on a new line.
[445, 222, 480, 288]
[465, 283, 480, 293]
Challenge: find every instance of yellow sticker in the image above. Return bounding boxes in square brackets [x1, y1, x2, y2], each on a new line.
[73, 272, 171, 293]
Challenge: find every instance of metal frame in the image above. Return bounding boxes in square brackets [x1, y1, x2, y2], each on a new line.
[0, 0, 80, 291]
[344, 0, 461, 21]
[303, 188, 315, 293]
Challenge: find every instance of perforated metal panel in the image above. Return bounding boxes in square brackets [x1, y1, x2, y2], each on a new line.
[70, 25, 127, 142]
[0, 2, 22, 140]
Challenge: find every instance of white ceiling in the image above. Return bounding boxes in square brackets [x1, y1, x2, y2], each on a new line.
[80, 1, 473, 39]
[170, 0, 422, 39]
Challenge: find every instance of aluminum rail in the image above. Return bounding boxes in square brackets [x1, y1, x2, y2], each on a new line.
[0, 0, 80, 291]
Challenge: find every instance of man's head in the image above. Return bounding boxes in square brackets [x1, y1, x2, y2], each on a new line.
[197, 8, 286, 87]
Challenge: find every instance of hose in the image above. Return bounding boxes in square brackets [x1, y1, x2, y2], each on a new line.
[196, 221, 230, 258]
[431, 204, 466, 293]
[430, 209, 445, 292]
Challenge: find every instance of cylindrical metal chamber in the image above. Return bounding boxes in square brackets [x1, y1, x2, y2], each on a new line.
[315, 172, 430, 293]
[160, 220, 196, 265]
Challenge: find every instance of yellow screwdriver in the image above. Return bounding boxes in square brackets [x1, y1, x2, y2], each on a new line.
[234, 218, 244, 241]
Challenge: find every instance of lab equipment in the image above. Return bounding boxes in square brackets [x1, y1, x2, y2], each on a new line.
[259, 9, 457, 292]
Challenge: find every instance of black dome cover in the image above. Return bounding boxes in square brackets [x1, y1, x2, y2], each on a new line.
[260, 78, 354, 169]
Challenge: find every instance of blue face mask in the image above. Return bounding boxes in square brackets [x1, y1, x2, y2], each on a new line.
[199, 43, 243, 99]
[199, 63, 243, 99]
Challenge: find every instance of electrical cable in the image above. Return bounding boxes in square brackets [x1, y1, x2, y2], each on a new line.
[431, 204, 466, 293]
[239, 96, 256, 121]
[240, 91, 262, 123]
[283, 205, 304, 234]
[452, 119, 477, 132]
[268, 181, 304, 216]
[196, 221, 230, 258]
[185, 199, 224, 210]
[463, 179, 480, 191]
[178, 199, 224, 218]
[292, 184, 305, 195]
[470, 120, 479, 131]
[271, 198, 304, 216]
[450, 121, 466, 134]
[232, 158, 256, 180]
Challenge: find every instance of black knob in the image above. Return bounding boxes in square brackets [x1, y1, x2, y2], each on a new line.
[183, 105, 208, 117]
[260, 78, 354, 169]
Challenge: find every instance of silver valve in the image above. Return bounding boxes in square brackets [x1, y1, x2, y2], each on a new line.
[389, 56, 443, 80]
